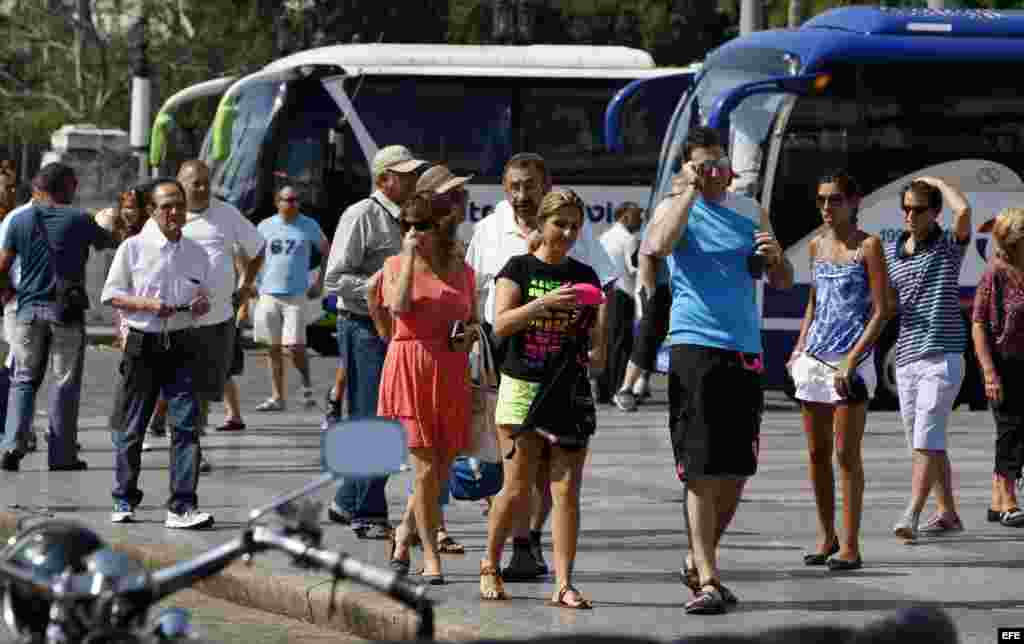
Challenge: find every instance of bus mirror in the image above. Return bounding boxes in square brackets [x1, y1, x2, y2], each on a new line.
[149, 110, 174, 168]
[210, 94, 239, 163]
[709, 73, 827, 132]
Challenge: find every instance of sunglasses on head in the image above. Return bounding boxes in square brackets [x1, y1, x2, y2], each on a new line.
[815, 193, 847, 208]
[401, 219, 435, 232]
[902, 204, 931, 216]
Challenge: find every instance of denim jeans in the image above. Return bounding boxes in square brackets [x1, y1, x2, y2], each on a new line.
[111, 331, 201, 514]
[333, 314, 389, 526]
[2, 316, 84, 466]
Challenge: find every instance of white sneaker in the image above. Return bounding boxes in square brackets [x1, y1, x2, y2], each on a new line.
[301, 387, 317, 408]
[111, 501, 135, 523]
[165, 508, 214, 529]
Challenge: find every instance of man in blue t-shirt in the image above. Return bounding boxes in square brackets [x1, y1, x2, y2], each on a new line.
[0, 163, 115, 471]
[646, 126, 793, 615]
[253, 185, 329, 411]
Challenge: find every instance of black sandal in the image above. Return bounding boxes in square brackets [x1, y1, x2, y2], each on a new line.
[389, 534, 410, 575]
[684, 580, 727, 615]
[803, 536, 840, 566]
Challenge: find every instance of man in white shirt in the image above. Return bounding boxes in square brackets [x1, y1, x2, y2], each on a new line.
[176, 161, 265, 454]
[465, 152, 619, 581]
[102, 178, 214, 529]
[598, 202, 643, 410]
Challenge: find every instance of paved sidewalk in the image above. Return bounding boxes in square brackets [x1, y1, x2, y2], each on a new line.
[0, 346, 1019, 643]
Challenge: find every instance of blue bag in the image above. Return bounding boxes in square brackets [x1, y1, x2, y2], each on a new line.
[449, 456, 503, 501]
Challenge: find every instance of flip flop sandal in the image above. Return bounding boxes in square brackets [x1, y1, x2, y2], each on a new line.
[480, 563, 508, 600]
[437, 533, 465, 554]
[547, 584, 593, 610]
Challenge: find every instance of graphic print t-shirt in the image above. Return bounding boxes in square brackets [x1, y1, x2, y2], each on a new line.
[257, 214, 326, 296]
[496, 253, 601, 383]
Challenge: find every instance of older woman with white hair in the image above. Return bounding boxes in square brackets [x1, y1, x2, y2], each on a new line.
[972, 207, 1024, 528]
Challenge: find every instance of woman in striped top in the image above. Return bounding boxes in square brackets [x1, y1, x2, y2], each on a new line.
[885, 177, 972, 543]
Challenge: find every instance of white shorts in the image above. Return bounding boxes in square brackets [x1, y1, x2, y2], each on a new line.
[790, 352, 877, 404]
[254, 294, 308, 346]
[895, 353, 965, 451]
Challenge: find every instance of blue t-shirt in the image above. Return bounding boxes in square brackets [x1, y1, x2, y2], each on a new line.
[666, 193, 763, 354]
[257, 213, 325, 296]
[3, 204, 113, 314]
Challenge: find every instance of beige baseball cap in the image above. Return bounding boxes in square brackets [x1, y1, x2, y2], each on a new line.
[416, 165, 474, 194]
[372, 145, 426, 180]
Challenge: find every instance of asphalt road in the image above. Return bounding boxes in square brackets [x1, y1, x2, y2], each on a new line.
[6, 343, 1022, 644]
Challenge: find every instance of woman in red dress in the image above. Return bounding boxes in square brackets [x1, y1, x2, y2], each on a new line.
[379, 191, 479, 584]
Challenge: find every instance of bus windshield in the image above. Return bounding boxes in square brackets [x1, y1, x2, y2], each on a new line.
[652, 47, 796, 208]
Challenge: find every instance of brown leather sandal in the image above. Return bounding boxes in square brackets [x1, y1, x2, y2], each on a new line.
[547, 584, 593, 610]
[479, 562, 507, 600]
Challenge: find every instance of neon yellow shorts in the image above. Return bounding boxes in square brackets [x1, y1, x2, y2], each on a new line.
[494, 374, 541, 426]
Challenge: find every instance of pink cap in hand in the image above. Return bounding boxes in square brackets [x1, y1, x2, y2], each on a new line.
[572, 283, 606, 306]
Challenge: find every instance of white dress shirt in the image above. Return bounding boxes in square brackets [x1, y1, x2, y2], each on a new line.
[465, 199, 620, 325]
[101, 220, 211, 333]
[182, 198, 265, 326]
[599, 222, 639, 295]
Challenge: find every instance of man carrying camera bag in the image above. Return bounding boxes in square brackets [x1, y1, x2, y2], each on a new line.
[0, 163, 114, 471]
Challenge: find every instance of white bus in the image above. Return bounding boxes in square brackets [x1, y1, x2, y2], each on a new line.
[150, 44, 695, 240]
[149, 43, 696, 353]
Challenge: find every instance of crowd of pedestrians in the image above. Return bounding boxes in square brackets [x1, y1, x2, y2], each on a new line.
[0, 120, 1019, 619]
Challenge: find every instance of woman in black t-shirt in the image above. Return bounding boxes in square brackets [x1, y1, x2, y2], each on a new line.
[479, 188, 605, 610]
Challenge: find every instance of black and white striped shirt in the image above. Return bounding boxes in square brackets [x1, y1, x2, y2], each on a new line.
[886, 227, 968, 368]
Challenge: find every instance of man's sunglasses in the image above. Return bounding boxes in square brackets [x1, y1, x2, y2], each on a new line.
[401, 219, 435, 232]
[815, 194, 847, 208]
[902, 204, 931, 216]
[279, 196, 299, 203]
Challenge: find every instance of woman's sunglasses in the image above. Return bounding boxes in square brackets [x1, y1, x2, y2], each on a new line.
[815, 194, 847, 208]
[400, 219, 435, 233]
[902, 204, 931, 216]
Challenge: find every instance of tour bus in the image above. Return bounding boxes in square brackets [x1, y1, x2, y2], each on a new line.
[617, 6, 1024, 408]
[150, 44, 696, 354]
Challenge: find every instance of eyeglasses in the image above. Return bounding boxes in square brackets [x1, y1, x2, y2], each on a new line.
[400, 219, 435, 233]
[902, 204, 931, 216]
[815, 193, 846, 208]
[280, 196, 299, 203]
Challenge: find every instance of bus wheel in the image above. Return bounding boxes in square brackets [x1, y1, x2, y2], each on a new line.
[871, 337, 900, 411]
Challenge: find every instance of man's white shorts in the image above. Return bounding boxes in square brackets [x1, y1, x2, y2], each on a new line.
[254, 294, 308, 346]
[896, 353, 965, 451]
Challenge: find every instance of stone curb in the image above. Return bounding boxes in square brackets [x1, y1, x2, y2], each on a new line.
[0, 512, 479, 642]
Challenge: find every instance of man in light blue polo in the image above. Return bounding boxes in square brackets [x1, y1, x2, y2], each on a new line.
[646, 126, 793, 615]
[253, 185, 330, 412]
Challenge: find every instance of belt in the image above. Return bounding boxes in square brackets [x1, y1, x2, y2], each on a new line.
[338, 311, 373, 323]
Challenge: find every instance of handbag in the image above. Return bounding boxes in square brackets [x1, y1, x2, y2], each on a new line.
[516, 306, 598, 450]
[803, 351, 871, 404]
[449, 327, 503, 501]
[32, 208, 89, 323]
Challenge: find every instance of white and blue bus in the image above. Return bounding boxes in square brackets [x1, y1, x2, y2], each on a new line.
[613, 6, 1024, 408]
[149, 43, 696, 353]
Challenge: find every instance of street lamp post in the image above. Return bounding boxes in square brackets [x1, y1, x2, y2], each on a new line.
[128, 15, 152, 181]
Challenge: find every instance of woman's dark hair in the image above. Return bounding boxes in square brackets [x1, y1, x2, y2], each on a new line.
[818, 170, 862, 225]
[901, 180, 943, 213]
[683, 126, 725, 162]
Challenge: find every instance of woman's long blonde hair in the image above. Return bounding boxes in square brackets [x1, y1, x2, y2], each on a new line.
[993, 207, 1024, 264]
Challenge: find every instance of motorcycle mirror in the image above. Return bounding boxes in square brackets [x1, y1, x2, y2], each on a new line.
[322, 417, 407, 478]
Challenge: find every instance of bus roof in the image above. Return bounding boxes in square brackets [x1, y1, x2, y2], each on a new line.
[710, 6, 1024, 72]
[262, 43, 676, 79]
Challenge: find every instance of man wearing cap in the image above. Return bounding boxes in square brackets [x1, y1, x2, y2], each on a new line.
[465, 152, 619, 580]
[323, 144, 425, 539]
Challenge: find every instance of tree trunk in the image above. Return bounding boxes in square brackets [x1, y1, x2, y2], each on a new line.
[788, 0, 803, 28]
